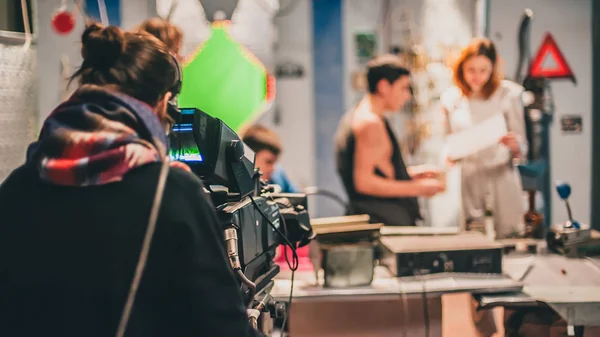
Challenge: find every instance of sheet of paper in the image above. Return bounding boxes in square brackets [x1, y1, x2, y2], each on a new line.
[446, 113, 507, 160]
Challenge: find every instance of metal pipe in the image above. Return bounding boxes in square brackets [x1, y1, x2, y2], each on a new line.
[474, 0, 490, 38]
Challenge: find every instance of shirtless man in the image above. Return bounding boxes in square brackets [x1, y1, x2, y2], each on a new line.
[334, 55, 445, 226]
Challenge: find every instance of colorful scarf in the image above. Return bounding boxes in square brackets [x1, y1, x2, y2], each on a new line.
[26, 85, 178, 186]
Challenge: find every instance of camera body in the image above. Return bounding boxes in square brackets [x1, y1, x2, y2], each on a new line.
[168, 108, 313, 307]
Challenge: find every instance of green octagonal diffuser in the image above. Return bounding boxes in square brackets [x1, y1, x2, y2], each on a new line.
[178, 21, 275, 132]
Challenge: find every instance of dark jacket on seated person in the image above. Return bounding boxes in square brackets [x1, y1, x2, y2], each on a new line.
[0, 87, 261, 337]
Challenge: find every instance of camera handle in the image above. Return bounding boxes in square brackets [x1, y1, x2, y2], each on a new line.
[247, 281, 286, 337]
[115, 158, 171, 337]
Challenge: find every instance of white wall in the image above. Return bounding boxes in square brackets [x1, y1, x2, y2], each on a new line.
[158, 0, 278, 70]
[121, 0, 156, 30]
[36, 0, 157, 123]
[488, 0, 592, 225]
[272, 0, 316, 190]
[344, 0, 476, 110]
[36, 0, 85, 122]
[343, 0, 384, 110]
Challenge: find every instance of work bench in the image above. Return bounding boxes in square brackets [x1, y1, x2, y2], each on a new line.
[272, 249, 600, 336]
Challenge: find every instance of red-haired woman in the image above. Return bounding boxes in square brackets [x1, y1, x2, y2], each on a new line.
[442, 38, 527, 240]
[441, 38, 529, 336]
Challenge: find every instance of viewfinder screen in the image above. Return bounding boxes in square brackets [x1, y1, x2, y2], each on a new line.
[169, 109, 203, 162]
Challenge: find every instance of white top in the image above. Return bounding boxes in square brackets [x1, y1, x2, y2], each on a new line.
[441, 80, 528, 169]
[440, 80, 528, 238]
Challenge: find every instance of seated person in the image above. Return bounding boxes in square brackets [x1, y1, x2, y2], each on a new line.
[241, 124, 298, 193]
[241, 124, 310, 269]
[0, 23, 261, 337]
[334, 55, 445, 226]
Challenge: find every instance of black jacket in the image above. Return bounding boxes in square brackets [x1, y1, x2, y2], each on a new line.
[0, 163, 261, 337]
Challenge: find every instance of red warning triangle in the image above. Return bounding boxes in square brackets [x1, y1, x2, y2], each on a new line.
[529, 33, 576, 83]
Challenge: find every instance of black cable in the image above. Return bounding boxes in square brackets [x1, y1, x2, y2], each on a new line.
[266, 194, 298, 335]
[250, 195, 299, 270]
[236, 269, 257, 309]
[421, 277, 430, 337]
[280, 268, 294, 335]
[399, 283, 409, 337]
[250, 194, 298, 336]
[279, 208, 298, 271]
[303, 187, 349, 213]
[279, 213, 295, 335]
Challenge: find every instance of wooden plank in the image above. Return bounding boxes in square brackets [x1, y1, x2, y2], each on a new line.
[380, 226, 460, 236]
[314, 223, 382, 235]
[381, 232, 503, 253]
[311, 214, 370, 227]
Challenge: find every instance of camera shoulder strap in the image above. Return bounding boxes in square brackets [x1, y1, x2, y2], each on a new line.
[115, 158, 171, 337]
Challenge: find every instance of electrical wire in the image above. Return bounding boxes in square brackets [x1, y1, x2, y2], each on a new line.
[236, 269, 257, 309]
[276, 201, 296, 335]
[250, 195, 299, 270]
[250, 194, 298, 335]
[303, 187, 348, 212]
[399, 281, 409, 337]
[280, 266, 294, 335]
[277, 199, 296, 334]
[420, 276, 430, 337]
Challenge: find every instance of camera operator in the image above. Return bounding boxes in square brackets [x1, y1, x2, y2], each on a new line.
[0, 23, 262, 337]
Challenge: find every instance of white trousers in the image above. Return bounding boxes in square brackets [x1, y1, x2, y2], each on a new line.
[461, 162, 525, 239]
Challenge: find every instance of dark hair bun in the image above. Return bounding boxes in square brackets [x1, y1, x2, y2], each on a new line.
[81, 23, 126, 69]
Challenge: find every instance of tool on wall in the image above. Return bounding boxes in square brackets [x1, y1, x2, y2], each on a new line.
[517, 8, 578, 239]
[514, 9, 553, 238]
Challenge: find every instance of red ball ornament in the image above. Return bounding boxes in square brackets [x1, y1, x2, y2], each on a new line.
[52, 10, 75, 35]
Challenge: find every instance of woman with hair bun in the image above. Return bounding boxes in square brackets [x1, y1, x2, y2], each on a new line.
[0, 23, 263, 337]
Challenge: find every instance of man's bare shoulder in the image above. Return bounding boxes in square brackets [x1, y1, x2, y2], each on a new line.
[351, 112, 386, 138]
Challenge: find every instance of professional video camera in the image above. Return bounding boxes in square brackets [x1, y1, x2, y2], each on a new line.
[168, 107, 314, 334]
